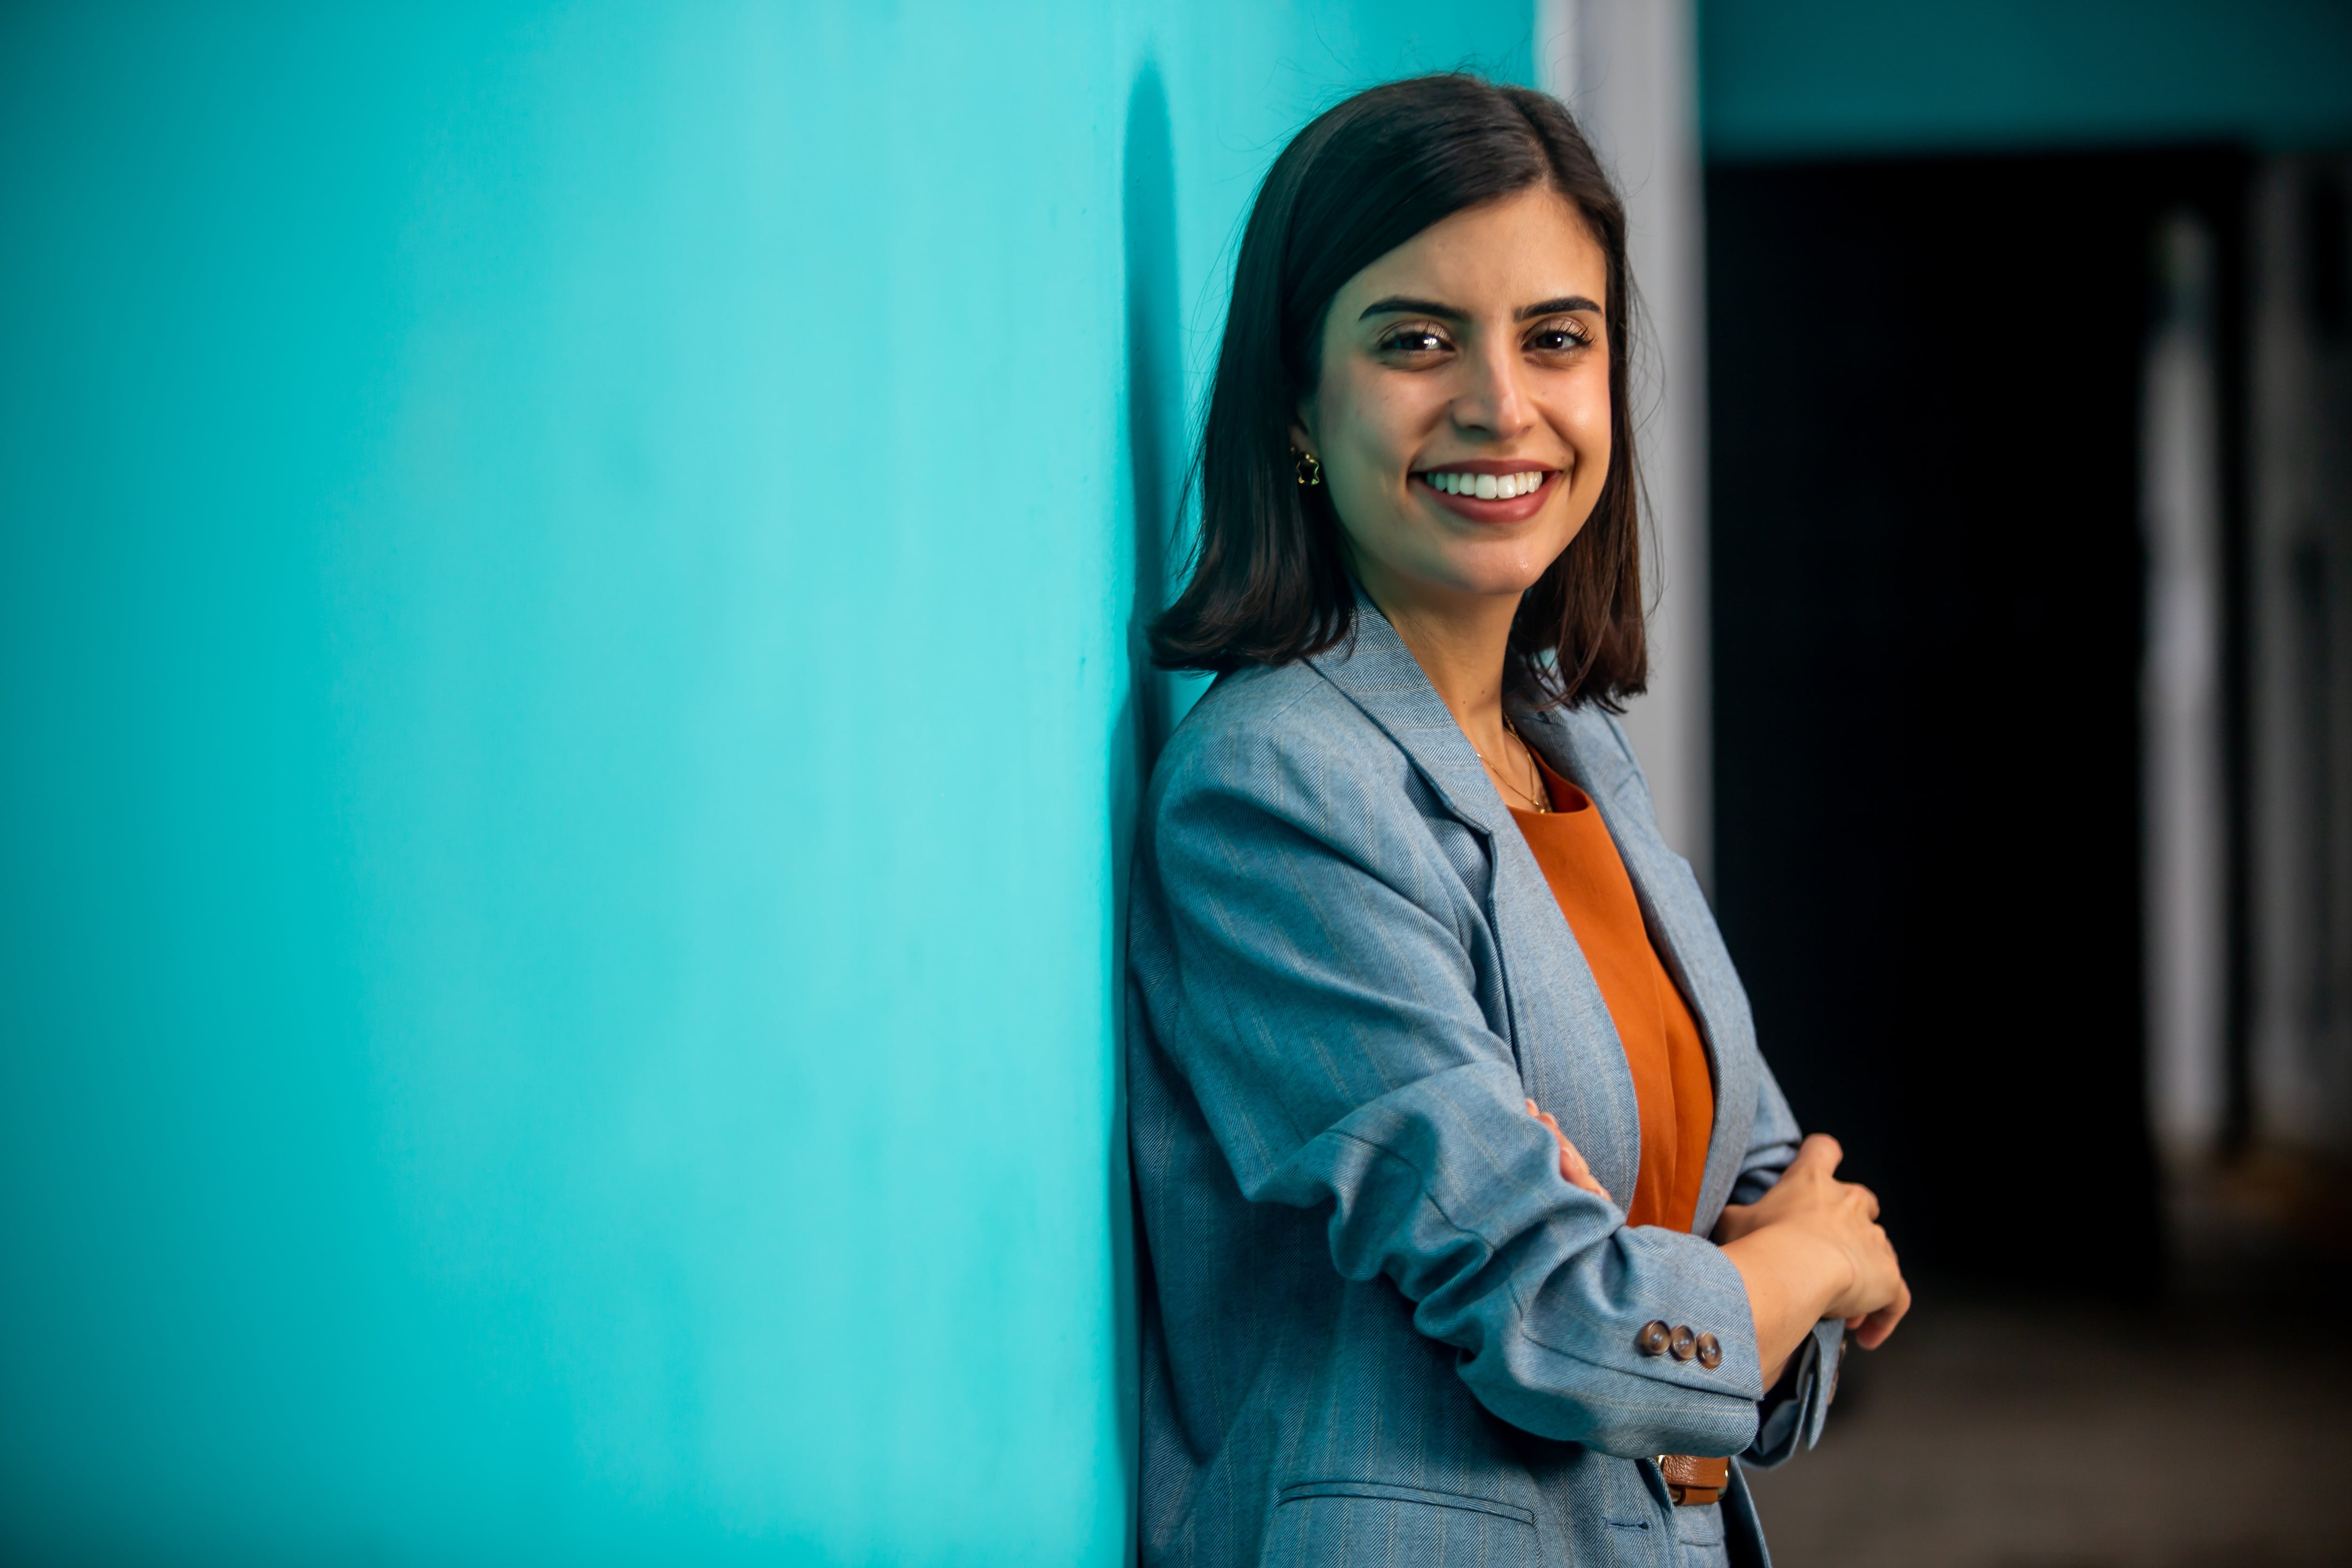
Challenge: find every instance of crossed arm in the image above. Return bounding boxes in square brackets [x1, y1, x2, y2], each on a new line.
[1526, 1100, 1911, 1384]
[1141, 730, 1906, 1453]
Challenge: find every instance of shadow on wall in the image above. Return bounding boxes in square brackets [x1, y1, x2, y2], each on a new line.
[1124, 58, 1185, 781]
[1107, 55, 1185, 1518]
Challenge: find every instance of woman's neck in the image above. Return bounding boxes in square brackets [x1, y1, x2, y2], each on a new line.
[1356, 564, 1522, 762]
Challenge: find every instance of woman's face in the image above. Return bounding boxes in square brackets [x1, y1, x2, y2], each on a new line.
[1295, 184, 1612, 618]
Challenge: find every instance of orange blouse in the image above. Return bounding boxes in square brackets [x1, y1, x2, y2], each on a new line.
[1508, 752, 1715, 1233]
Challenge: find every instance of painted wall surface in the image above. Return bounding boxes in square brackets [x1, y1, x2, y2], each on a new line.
[1700, 0, 2352, 159]
[0, 5, 1528, 1563]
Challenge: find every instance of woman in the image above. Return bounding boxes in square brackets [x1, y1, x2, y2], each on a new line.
[1127, 75, 1909, 1568]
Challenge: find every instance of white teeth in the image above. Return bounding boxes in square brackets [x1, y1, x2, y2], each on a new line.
[1426, 470, 1545, 497]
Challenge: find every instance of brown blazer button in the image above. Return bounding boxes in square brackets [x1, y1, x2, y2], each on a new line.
[1637, 1320, 1673, 1356]
[1669, 1325, 1698, 1361]
[1695, 1332, 1723, 1369]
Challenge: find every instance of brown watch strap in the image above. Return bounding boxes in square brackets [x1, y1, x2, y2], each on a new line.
[1657, 1454, 1729, 1506]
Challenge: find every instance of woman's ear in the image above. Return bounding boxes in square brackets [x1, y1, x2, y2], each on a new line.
[1289, 411, 1316, 458]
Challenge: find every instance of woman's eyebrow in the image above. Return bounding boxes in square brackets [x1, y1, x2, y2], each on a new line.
[1517, 295, 1601, 319]
[1358, 294, 1462, 321]
[1354, 293, 1604, 322]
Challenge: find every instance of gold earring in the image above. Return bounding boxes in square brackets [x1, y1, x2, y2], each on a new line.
[1294, 449, 1323, 487]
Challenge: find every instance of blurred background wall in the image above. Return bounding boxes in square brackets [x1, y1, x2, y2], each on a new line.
[0, 4, 1532, 1562]
[1697, 0, 2352, 1290]
[1692, 3, 2352, 1562]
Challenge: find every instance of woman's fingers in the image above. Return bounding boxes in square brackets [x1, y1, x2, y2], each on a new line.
[1837, 1227, 1910, 1346]
[1734, 1125, 1911, 1345]
[1526, 1099, 1570, 1162]
[1851, 1275, 1913, 1350]
[1537, 1112, 1589, 1186]
[1789, 1131, 1843, 1176]
[1560, 1146, 1606, 1198]
[1526, 1099, 1612, 1203]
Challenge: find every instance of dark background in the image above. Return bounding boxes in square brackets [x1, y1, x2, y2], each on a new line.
[1706, 150, 2253, 1296]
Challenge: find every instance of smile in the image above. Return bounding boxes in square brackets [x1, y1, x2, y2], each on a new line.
[1414, 464, 1557, 524]
[1419, 469, 1549, 500]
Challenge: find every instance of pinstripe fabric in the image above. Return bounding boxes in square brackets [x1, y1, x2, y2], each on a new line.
[1127, 597, 1840, 1568]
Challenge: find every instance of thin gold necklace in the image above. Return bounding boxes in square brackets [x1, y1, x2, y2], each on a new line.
[1474, 719, 1550, 813]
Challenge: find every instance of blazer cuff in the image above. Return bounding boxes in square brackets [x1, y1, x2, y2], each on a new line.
[1743, 1318, 1844, 1469]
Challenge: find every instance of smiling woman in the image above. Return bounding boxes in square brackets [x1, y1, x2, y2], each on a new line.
[1290, 184, 1617, 710]
[1128, 75, 1909, 1568]
[1153, 78, 1644, 714]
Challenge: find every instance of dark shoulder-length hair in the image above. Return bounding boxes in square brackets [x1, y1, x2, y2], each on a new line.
[1150, 73, 1645, 711]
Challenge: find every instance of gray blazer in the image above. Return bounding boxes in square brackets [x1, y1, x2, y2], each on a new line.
[1126, 599, 1841, 1568]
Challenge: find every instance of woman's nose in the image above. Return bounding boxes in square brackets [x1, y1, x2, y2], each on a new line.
[1452, 339, 1534, 437]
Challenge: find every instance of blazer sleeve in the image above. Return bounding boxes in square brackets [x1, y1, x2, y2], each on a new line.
[1130, 725, 1767, 1460]
[1728, 1058, 1845, 1465]
[1591, 702, 1846, 1465]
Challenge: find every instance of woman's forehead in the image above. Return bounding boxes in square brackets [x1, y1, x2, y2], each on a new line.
[1341, 187, 1607, 314]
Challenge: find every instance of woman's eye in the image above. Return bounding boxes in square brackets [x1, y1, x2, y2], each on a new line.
[1527, 323, 1592, 354]
[1380, 326, 1449, 354]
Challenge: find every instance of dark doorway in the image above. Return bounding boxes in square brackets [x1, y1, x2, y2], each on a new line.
[1706, 149, 2250, 1295]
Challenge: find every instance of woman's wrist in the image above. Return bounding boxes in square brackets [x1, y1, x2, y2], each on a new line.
[1720, 1221, 1848, 1385]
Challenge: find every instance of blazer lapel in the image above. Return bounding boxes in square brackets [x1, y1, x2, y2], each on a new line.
[1305, 596, 1645, 1207]
[1512, 704, 1761, 1235]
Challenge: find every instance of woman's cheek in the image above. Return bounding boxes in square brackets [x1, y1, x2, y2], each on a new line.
[1569, 372, 1613, 466]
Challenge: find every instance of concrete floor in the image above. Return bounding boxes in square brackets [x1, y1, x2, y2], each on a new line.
[1745, 1157, 2352, 1568]
[1744, 1299, 2351, 1568]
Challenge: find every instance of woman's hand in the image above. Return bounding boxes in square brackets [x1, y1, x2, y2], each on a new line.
[1525, 1099, 1611, 1204]
[1717, 1133, 1910, 1380]
[1524, 1107, 1907, 1383]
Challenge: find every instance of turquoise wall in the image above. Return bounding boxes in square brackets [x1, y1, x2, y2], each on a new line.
[1701, 0, 2352, 159]
[0, 5, 1528, 1562]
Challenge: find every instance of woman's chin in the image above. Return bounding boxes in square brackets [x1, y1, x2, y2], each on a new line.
[1406, 548, 1568, 605]
[1364, 572, 1552, 621]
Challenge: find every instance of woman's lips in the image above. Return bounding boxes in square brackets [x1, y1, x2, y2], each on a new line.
[1416, 468, 1556, 525]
